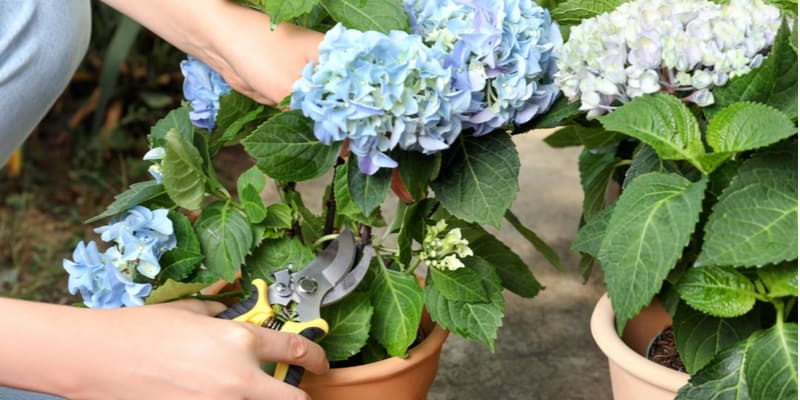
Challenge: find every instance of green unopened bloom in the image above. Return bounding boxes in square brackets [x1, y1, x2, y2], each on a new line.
[420, 220, 473, 271]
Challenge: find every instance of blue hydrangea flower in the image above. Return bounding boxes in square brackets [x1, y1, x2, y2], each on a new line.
[405, 0, 562, 135]
[292, 24, 469, 175]
[180, 55, 231, 131]
[63, 241, 152, 308]
[95, 206, 176, 259]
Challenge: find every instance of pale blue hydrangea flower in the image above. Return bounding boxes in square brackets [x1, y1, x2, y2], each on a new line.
[405, 0, 563, 135]
[292, 24, 469, 175]
[64, 207, 175, 308]
[180, 55, 231, 131]
[143, 147, 165, 184]
[555, 0, 781, 118]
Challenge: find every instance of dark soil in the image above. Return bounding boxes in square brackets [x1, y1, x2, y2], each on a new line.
[647, 326, 687, 373]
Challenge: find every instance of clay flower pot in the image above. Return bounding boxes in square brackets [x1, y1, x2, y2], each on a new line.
[301, 310, 449, 400]
[590, 293, 689, 400]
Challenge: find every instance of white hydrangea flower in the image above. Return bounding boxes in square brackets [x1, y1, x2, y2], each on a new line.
[555, 0, 782, 118]
[420, 220, 473, 272]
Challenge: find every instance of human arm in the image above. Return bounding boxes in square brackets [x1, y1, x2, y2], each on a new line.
[99, 0, 323, 105]
[0, 297, 328, 400]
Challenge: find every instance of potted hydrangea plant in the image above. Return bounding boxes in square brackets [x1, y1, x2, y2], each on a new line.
[545, 0, 798, 398]
[63, 0, 566, 398]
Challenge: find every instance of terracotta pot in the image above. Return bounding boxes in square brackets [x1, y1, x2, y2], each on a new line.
[301, 310, 449, 400]
[590, 293, 689, 400]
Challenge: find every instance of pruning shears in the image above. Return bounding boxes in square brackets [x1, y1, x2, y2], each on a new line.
[215, 229, 372, 386]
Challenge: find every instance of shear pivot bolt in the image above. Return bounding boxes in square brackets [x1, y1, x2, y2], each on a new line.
[298, 278, 318, 294]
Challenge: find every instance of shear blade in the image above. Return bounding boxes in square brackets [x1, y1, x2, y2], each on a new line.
[322, 245, 373, 306]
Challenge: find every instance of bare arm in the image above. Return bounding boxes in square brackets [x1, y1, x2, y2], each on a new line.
[100, 0, 324, 105]
[0, 297, 328, 400]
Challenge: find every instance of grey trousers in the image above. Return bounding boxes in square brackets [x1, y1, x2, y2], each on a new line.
[0, 0, 91, 165]
[1, 3, 90, 398]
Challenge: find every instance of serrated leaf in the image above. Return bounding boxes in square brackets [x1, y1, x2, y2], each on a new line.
[145, 280, 209, 305]
[149, 106, 192, 148]
[706, 21, 797, 120]
[320, 0, 409, 33]
[543, 125, 624, 149]
[240, 185, 267, 224]
[744, 323, 798, 400]
[264, 203, 293, 230]
[242, 110, 340, 181]
[572, 203, 615, 259]
[429, 265, 488, 303]
[162, 129, 207, 210]
[525, 95, 582, 130]
[395, 151, 439, 201]
[237, 166, 267, 200]
[397, 199, 437, 265]
[551, 0, 627, 26]
[432, 133, 520, 227]
[246, 237, 314, 284]
[319, 292, 373, 361]
[369, 267, 423, 357]
[598, 93, 710, 174]
[757, 262, 798, 298]
[261, 0, 318, 25]
[598, 172, 707, 333]
[504, 209, 564, 271]
[447, 219, 543, 297]
[704, 102, 796, 163]
[213, 91, 267, 150]
[696, 150, 798, 267]
[334, 162, 385, 226]
[158, 212, 203, 282]
[347, 156, 391, 216]
[579, 147, 618, 218]
[675, 338, 751, 400]
[673, 301, 760, 374]
[622, 144, 683, 189]
[194, 202, 253, 282]
[677, 266, 758, 318]
[86, 181, 166, 223]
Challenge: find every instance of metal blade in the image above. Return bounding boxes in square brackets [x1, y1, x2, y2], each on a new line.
[321, 245, 373, 305]
[294, 228, 356, 287]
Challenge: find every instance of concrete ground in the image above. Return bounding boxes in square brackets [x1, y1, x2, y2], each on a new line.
[426, 132, 612, 400]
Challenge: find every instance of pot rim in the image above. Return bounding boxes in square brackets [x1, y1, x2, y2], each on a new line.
[590, 293, 689, 392]
[301, 317, 449, 388]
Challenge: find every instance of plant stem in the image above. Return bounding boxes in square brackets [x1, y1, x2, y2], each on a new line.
[283, 182, 304, 242]
[774, 300, 786, 326]
[406, 257, 423, 274]
[313, 233, 340, 248]
[323, 160, 342, 235]
[192, 290, 244, 301]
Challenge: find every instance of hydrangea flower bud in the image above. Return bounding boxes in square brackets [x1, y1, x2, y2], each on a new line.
[420, 220, 474, 272]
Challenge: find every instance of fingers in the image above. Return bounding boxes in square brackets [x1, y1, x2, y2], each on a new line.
[245, 373, 311, 400]
[153, 299, 227, 316]
[244, 324, 330, 375]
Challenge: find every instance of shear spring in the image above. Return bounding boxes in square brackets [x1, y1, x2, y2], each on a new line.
[267, 319, 284, 330]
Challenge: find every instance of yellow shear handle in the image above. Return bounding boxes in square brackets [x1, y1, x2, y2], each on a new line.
[273, 319, 329, 385]
[231, 279, 274, 327]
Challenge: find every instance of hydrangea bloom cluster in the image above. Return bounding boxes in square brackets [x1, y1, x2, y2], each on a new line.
[63, 207, 176, 308]
[180, 56, 231, 131]
[406, 0, 562, 135]
[555, 0, 781, 118]
[419, 220, 474, 271]
[292, 24, 469, 175]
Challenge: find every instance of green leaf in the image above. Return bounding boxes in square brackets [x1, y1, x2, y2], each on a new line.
[397, 199, 437, 265]
[395, 151, 439, 201]
[705, 21, 797, 120]
[744, 323, 798, 400]
[347, 156, 391, 216]
[429, 265, 488, 303]
[598, 93, 710, 174]
[369, 267, 423, 357]
[194, 202, 253, 282]
[319, 292, 373, 361]
[579, 147, 618, 218]
[696, 149, 798, 267]
[622, 144, 682, 189]
[149, 106, 193, 148]
[320, 0, 409, 33]
[448, 219, 543, 298]
[246, 237, 314, 284]
[158, 211, 203, 282]
[145, 280, 209, 305]
[543, 125, 624, 149]
[261, 0, 318, 25]
[240, 185, 267, 224]
[213, 91, 268, 150]
[757, 262, 798, 298]
[704, 102, 797, 164]
[432, 133, 520, 227]
[572, 203, 615, 259]
[242, 110, 340, 181]
[677, 266, 758, 318]
[551, 0, 627, 26]
[673, 301, 760, 374]
[598, 172, 708, 333]
[264, 203, 293, 230]
[237, 166, 267, 199]
[86, 181, 166, 223]
[424, 257, 504, 351]
[526, 95, 582, 130]
[675, 338, 751, 400]
[504, 209, 564, 272]
[334, 162, 384, 226]
[162, 129, 207, 210]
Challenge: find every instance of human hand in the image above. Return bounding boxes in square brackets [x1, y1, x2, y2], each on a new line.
[66, 299, 329, 400]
